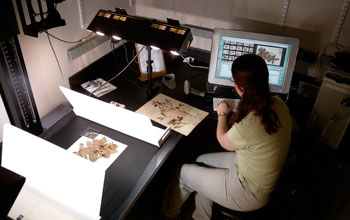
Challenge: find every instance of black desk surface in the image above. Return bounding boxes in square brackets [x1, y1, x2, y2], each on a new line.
[41, 44, 218, 220]
[40, 112, 182, 220]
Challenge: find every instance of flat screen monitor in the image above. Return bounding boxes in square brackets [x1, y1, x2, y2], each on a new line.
[208, 28, 299, 94]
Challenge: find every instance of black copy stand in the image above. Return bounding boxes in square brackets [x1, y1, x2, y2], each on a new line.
[0, 1, 43, 136]
[146, 46, 161, 100]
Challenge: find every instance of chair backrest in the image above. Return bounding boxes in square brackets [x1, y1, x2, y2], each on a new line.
[267, 147, 300, 219]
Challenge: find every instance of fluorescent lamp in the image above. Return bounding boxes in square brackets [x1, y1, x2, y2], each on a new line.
[96, 31, 105, 36]
[150, 45, 160, 50]
[170, 51, 179, 56]
[112, 35, 121, 40]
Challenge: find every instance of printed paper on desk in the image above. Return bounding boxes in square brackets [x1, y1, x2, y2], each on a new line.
[59, 86, 170, 147]
[136, 93, 209, 136]
[1, 123, 104, 220]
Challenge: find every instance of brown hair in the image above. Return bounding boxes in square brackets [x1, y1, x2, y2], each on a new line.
[229, 54, 281, 134]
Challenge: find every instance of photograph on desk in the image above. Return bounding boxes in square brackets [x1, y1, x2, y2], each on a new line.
[136, 93, 208, 136]
[67, 132, 128, 171]
[80, 78, 117, 97]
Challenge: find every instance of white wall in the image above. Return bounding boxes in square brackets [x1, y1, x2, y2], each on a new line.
[0, 94, 11, 141]
[134, 0, 350, 52]
[12, 0, 135, 119]
[10, 0, 350, 122]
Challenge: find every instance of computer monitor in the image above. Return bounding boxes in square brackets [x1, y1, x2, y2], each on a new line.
[208, 28, 299, 94]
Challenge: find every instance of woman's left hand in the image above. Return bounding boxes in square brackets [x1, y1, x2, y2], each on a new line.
[216, 101, 230, 116]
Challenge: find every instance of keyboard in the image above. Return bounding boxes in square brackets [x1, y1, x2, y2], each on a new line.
[213, 97, 240, 112]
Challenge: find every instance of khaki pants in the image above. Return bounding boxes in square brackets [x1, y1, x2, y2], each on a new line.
[162, 152, 269, 220]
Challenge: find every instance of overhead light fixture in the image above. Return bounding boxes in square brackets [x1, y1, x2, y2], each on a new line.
[87, 8, 193, 98]
[87, 9, 192, 55]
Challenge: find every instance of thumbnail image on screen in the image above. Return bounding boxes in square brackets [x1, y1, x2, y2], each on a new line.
[215, 36, 291, 87]
[256, 45, 284, 66]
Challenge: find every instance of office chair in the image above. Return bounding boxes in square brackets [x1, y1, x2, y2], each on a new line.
[211, 148, 300, 220]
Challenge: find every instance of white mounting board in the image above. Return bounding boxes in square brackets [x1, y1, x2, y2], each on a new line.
[59, 86, 170, 147]
[2, 123, 104, 220]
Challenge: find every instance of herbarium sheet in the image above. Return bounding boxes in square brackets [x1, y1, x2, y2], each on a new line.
[136, 93, 208, 136]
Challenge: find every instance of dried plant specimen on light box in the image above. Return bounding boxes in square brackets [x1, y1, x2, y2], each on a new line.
[74, 136, 118, 162]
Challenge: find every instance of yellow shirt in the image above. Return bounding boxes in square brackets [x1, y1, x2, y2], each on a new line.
[227, 96, 292, 194]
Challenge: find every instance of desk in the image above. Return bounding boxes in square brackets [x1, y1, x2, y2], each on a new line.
[41, 44, 215, 220]
[39, 111, 181, 220]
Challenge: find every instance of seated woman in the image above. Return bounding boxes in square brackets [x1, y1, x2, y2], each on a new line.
[162, 54, 292, 220]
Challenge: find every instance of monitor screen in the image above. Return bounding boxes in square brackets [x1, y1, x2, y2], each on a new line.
[208, 28, 299, 94]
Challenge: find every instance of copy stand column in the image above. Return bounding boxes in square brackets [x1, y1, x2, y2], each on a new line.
[146, 46, 160, 99]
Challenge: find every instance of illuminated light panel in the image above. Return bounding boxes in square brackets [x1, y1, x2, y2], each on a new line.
[158, 25, 167, 30]
[103, 13, 111, 18]
[177, 29, 186, 35]
[151, 23, 159, 29]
